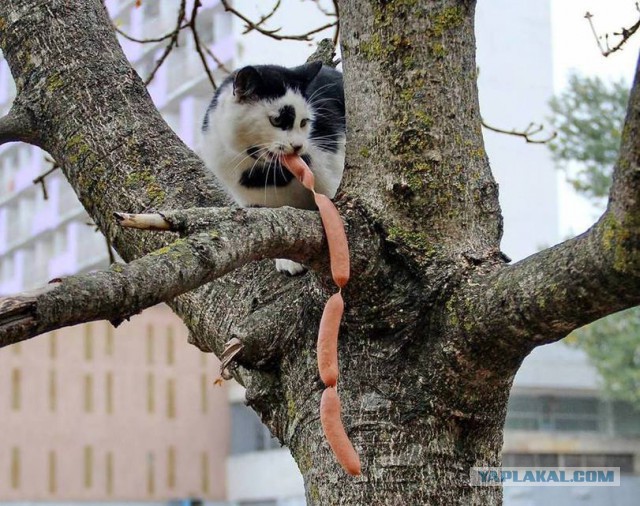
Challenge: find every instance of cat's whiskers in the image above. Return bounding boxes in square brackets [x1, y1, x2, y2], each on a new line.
[306, 81, 339, 104]
[226, 144, 272, 177]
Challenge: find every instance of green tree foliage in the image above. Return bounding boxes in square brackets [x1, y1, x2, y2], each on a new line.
[550, 73, 640, 408]
[549, 72, 629, 202]
[572, 309, 640, 407]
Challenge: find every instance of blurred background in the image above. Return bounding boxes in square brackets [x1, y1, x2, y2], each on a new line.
[0, 0, 639, 504]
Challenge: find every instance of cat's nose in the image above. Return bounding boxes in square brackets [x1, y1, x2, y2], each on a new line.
[291, 144, 303, 154]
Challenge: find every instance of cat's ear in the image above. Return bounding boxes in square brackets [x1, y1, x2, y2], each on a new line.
[293, 61, 323, 87]
[233, 66, 261, 102]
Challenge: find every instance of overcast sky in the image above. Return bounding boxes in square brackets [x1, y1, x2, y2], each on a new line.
[551, 0, 639, 235]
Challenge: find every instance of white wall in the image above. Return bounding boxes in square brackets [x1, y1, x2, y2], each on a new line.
[476, 0, 558, 262]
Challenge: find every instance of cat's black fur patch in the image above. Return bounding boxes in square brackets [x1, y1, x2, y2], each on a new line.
[304, 68, 345, 153]
[273, 105, 296, 130]
[239, 154, 312, 188]
[239, 163, 295, 188]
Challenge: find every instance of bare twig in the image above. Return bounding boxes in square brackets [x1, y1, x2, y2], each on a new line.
[481, 120, 557, 144]
[585, 5, 640, 57]
[220, 0, 336, 42]
[32, 161, 60, 201]
[188, 0, 217, 89]
[203, 45, 231, 74]
[241, 0, 282, 35]
[114, 24, 187, 44]
[309, 0, 338, 18]
[144, 0, 187, 85]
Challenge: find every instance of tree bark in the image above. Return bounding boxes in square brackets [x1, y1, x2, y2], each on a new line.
[1, 0, 640, 504]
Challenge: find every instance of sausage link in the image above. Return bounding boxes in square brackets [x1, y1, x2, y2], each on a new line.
[317, 292, 343, 387]
[314, 193, 350, 287]
[320, 387, 361, 476]
[280, 153, 315, 191]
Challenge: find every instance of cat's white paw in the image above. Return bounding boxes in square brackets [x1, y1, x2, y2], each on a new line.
[276, 259, 307, 276]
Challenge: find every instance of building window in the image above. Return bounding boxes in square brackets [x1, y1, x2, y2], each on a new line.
[503, 453, 635, 474]
[147, 373, 155, 414]
[230, 403, 280, 455]
[143, 0, 160, 18]
[167, 327, 175, 365]
[48, 450, 56, 494]
[200, 373, 208, 414]
[201, 451, 210, 495]
[11, 368, 20, 411]
[167, 378, 176, 419]
[146, 325, 154, 365]
[49, 369, 57, 412]
[506, 395, 602, 432]
[612, 401, 640, 437]
[106, 452, 114, 495]
[84, 446, 93, 488]
[167, 446, 176, 489]
[11, 447, 20, 489]
[84, 374, 93, 413]
[195, 8, 214, 45]
[147, 452, 155, 496]
[49, 331, 57, 359]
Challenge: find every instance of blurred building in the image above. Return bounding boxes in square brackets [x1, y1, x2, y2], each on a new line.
[0, 0, 638, 505]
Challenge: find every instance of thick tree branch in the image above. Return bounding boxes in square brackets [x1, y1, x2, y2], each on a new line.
[455, 50, 640, 353]
[0, 105, 39, 146]
[0, 207, 325, 348]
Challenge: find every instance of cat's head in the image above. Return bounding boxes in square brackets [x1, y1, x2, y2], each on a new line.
[225, 62, 323, 161]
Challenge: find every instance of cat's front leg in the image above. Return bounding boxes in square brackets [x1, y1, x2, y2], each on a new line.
[276, 259, 307, 276]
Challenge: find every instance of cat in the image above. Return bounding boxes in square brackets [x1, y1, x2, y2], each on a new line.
[200, 61, 346, 275]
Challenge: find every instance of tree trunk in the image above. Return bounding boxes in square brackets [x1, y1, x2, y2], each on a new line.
[2, 0, 640, 504]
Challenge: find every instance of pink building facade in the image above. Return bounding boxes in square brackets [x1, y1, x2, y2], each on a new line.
[0, 306, 230, 501]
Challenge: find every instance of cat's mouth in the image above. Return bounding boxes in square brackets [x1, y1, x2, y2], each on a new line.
[246, 145, 301, 162]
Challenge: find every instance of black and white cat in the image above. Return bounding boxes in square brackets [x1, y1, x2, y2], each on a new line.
[201, 61, 346, 274]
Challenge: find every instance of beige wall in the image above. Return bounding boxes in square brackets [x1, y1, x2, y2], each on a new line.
[0, 305, 229, 501]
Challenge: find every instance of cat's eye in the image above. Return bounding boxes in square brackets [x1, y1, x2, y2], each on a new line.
[269, 116, 282, 127]
[300, 118, 309, 128]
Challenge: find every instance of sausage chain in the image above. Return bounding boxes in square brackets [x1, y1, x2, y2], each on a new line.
[281, 154, 361, 476]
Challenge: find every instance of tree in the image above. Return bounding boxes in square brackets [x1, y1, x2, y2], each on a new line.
[1, 1, 640, 504]
[549, 72, 640, 409]
[549, 72, 629, 202]
[572, 307, 640, 407]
